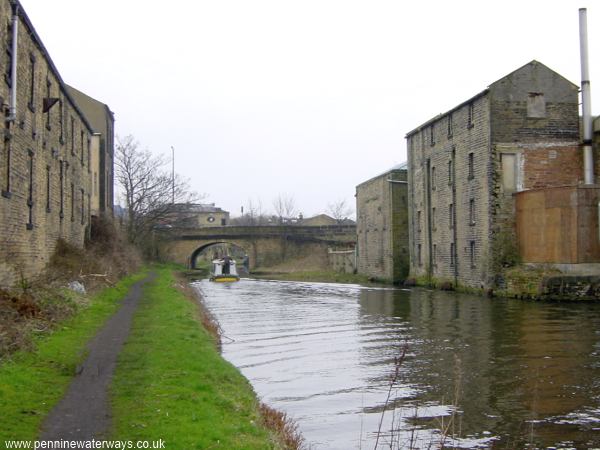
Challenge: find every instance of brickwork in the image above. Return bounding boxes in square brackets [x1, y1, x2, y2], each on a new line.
[0, 1, 94, 287]
[407, 61, 583, 290]
[356, 166, 408, 282]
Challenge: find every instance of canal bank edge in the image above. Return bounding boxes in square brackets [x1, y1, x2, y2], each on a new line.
[406, 263, 600, 301]
[110, 266, 303, 449]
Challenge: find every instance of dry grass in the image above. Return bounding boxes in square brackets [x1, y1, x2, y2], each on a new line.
[259, 402, 305, 450]
[0, 218, 141, 360]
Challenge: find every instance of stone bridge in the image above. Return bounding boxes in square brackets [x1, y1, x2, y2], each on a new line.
[160, 225, 356, 269]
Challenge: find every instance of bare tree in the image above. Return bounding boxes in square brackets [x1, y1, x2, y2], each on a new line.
[327, 199, 354, 223]
[232, 198, 271, 226]
[272, 193, 297, 224]
[115, 135, 200, 248]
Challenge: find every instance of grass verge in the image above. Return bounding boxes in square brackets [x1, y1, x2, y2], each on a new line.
[0, 269, 148, 443]
[110, 266, 301, 449]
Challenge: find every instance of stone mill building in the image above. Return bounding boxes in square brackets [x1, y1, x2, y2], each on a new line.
[0, 0, 114, 287]
[406, 60, 600, 290]
[356, 163, 409, 283]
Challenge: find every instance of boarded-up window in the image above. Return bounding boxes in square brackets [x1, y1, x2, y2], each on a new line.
[501, 153, 517, 192]
[527, 92, 545, 118]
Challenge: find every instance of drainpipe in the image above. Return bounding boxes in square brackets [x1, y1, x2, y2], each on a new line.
[579, 8, 594, 185]
[7, 1, 18, 123]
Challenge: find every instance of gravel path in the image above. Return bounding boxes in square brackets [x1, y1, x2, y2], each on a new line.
[39, 272, 156, 440]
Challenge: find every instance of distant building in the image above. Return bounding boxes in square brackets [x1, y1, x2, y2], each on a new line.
[0, 1, 96, 287]
[406, 61, 600, 290]
[66, 85, 114, 219]
[355, 163, 409, 283]
[165, 203, 230, 228]
[301, 214, 337, 226]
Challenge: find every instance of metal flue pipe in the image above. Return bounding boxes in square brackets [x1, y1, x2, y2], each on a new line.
[8, 1, 18, 122]
[580, 8, 594, 185]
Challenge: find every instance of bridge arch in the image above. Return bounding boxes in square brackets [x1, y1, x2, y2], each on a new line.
[161, 224, 356, 271]
[189, 241, 250, 269]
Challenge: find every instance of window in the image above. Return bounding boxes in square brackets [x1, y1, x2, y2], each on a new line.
[432, 207, 436, 230]
[417, 210, 421, 232]
[418, 244, 422, 266]
[2, 133, 10, 198]
[431, 166, 436, 190]
[94, 171, 98, 195]
[87, 137, 91, 173]
[432, 244, 437, 266]
[449, 203, 454, 229]
[71, 117, 75, 155]
[448, 160, 453, 185]
[45, 78, 51, 130]
[447, 114, 453, 138]
[80, 131, 84, 166]
[81, 188, 85, 225]
[467, 102, 474, 128]
[70, 182, 75, 222]
[59, 99, 64, 144]
[59, 161, 65, 219]
[28, 54, 36, 112]
[26, 150, 34, 230]
[470, 241, 476, 267]
[430, 125, 435, 146]
[527, 92, 545, 118]
[501, 153, 517, 192]
[4, 20, 12, 87]
[46, 165, 51, 212]
[468, 153, 474, 179]
[469, 199, 475, 225]
[450, 243, 455, 267]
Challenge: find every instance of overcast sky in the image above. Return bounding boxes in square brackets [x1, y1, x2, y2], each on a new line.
[20, 0, 599, 218]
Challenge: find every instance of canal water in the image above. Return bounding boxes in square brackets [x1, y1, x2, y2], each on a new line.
[192, 278, 600, 449]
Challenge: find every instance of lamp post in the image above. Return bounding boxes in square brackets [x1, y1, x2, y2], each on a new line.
[171, 146, 175, 204]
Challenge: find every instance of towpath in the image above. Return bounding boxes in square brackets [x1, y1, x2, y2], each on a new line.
[39, 272, 156, 440]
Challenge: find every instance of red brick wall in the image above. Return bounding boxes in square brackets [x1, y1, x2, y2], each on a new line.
[522, 145, 582, 189]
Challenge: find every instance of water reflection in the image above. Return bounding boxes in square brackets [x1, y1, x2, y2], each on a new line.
[192, 279, 600, 449]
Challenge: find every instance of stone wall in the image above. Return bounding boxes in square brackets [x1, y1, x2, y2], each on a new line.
[407, 91, 492, 289]
[0, 1, 93, 287]
[356, 167, 408, 283]
[407, 61, 585, 290]
[328, 249, 355, 274]
[489, 61, 582, 277]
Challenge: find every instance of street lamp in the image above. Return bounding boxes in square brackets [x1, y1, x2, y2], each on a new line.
[171, 146, 175, 204]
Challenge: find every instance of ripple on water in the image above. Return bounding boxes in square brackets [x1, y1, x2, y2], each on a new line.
[192, 278, 600, 449]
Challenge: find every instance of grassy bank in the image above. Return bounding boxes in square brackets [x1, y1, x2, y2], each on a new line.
[251, 269, 373, 285]
[0, 269, 148, 443]
[110, 266, 298, 449]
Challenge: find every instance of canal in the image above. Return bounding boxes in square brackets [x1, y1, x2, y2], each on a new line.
[191, 278, 600, 449]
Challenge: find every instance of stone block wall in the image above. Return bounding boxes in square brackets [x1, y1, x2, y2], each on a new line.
[0, 1, 93, 287]
[407, 92, 492, 288]
[356, 167, 408, 282]
[407, 61, 584, 290]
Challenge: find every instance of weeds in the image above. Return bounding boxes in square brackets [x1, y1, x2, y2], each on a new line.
[259, 402, 305, 450]
[373, 347, 464, 450]
[0, 219, 141, 359]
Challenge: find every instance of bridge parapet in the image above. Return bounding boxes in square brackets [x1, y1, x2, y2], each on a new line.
[160, 224, 356, 269]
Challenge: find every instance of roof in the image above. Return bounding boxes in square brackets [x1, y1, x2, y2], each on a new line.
[66, 85, 114, 136]
[405, 60, 578, 138]
[171, 203, 228, 214]
[356, 161, 407, 188]
[14, 1, 94, 134]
